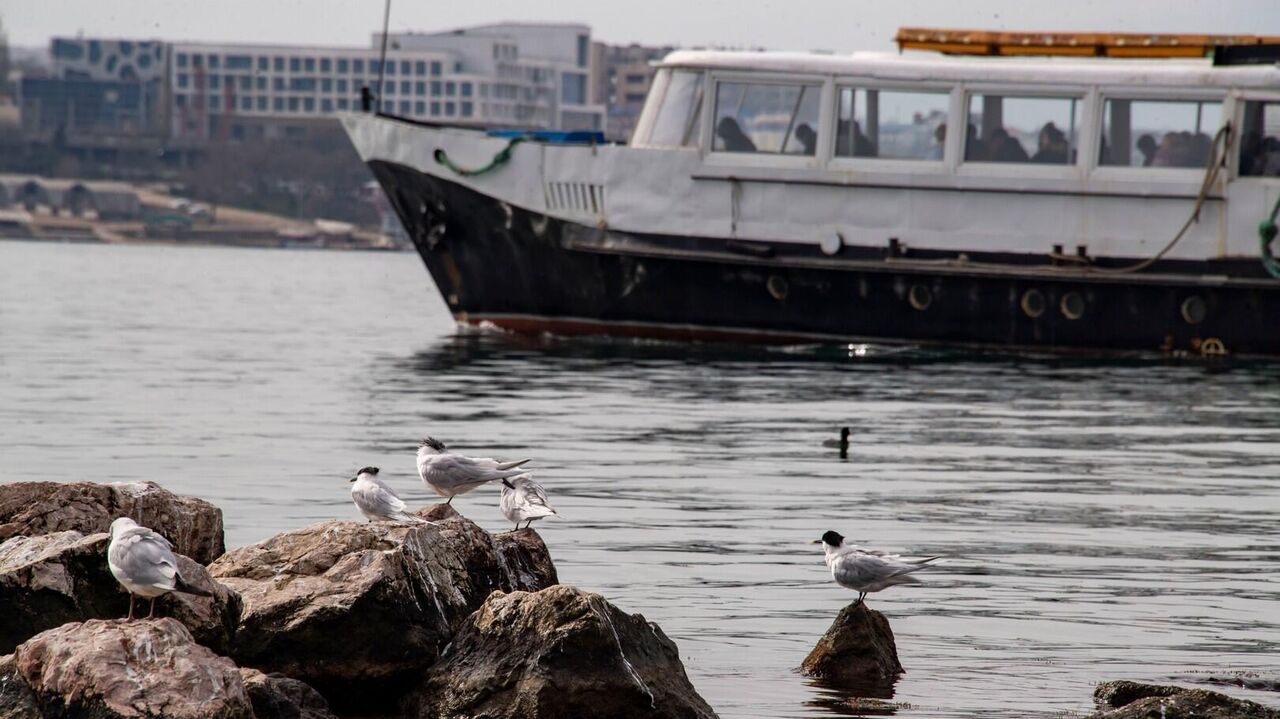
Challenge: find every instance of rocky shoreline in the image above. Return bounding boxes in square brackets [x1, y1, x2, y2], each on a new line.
[1, 480, 1275, 719]
[0, 481, 716, 719]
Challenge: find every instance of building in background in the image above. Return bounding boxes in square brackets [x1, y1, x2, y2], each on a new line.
[590, 42, 673, 142]
[14, 38, 169, 171]
[0, 15, 11, 97]
[169, 21, 604, 143]
[386, 22, 603, 131]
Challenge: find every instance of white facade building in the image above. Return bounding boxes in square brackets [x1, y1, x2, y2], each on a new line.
[167, 22, 604, 142]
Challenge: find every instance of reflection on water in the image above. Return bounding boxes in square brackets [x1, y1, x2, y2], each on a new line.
[2, 241, 1280, 719]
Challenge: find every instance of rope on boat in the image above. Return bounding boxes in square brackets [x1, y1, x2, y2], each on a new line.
[1089, 123, 1232, 275]
[1260, 194, 1280, 280]
[433, 136, 526, 177]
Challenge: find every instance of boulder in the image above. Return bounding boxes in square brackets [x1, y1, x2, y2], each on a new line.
[1092, 680, 1280, 718]
[800, 602, 903, 687]
[0, 481, 225, 564]
[0, 530, 242, 655]
[209, 508, 557, 713]
[239, 668, 338, 719]
[1174, 672, 1280, 693]
[407, 585, 719, 719]
[3, 618, 253, 719]
[0, 654, 41, 719]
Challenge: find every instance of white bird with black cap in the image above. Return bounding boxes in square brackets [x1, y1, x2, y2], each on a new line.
[417, 436, 530, 505]
[349, 466, 432, 524]
[814, 530, 941, 606]
[499, 473, 558, 530]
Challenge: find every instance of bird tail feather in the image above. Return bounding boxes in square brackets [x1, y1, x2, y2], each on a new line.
[174, 573, 214, 598]
[496, 458, 531, 471]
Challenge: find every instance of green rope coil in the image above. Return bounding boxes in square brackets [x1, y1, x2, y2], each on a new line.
[1260, 194, 1280, 280]
[433, 136, 526, 177]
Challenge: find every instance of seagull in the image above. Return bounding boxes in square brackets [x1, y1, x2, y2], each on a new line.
[416, 436, 530, 505]
[107, 517, 212, 620]
[349, 466, 433, 525]
[814, 530, 941, 606]
[499, 474, 558, 530]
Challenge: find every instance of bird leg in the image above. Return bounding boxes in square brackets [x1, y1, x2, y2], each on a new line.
[854, 592, 867, 607]
[148, 597, 157, 619]
[127, 594, 135, 620]
[445, 497, 454, 505]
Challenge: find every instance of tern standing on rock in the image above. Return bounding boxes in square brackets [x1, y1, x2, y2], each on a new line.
[417, 436, 530, 505]
[500, 474, 558, 530]
[815, 530, 941, 606]
[107, 517, 212, 619]
[349, 466, 432, 524]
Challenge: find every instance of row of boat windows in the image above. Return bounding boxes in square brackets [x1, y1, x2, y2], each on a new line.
[647, 71, 1280, 176]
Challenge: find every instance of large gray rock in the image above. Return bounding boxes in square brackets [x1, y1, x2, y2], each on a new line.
[800, 602, 903, 687]
[1, 618, 253, 719]
[208, 505, 557, 713]
[1092, 680, 1280, 718]
[408, 585, 719, 719]
[0, 481, 225, 564]
[0, 530, 241, 655]
[239, 668, 337, 719]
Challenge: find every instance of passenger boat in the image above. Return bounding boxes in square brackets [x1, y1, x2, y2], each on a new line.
[342, 29, 1280, 356]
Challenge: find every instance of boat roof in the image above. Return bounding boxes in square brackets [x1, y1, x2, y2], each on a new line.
[657, 49, 1280, 90]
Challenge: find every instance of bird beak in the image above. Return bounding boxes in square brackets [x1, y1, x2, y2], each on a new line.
[811, 539, 822, 544]
[501, 479, 515, 489]
[348, 476, 357, 483]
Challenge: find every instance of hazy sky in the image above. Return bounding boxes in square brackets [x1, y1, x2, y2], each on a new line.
[4, 0, 1279, 52]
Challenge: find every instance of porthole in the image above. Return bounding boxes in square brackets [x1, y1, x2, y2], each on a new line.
[908, 284, 932, 311]
[1181, 296, 1207, 325]
[767, 275, 789, 300]
[1060, 291, 1085, 320]
[1020, 289, 1046, 318]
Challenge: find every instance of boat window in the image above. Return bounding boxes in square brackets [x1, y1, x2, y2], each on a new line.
[835, 87, 948, 160]
[1099, 98, 1222, 169]
[964, 94, 1081, 165]
[713, 81, 822, 155]
[649, 70, 704, 148]
[1238, 101, 1280, 177]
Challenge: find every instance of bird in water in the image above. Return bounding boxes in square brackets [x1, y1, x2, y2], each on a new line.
[499, 474, 558, 530]
[416, 436, 530, 505]
[814, 530, 940, 606]
[349, 466, 433, 525]
[822, 427, 851, 457]
[107, 517, 212, 620]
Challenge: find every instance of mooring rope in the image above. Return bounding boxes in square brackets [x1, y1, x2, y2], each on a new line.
[433, 136, 527, 177]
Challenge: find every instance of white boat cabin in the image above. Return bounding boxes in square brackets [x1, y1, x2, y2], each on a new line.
[624, 49, 1280, 262]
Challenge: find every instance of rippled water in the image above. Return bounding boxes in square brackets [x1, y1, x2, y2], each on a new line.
[3, 240, 1279, 718]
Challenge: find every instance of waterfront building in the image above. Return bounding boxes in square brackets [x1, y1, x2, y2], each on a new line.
[589, 42, 673, 141]
[168, 22, 604, 142]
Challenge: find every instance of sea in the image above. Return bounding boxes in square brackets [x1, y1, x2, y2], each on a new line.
[2, 239, 1278, 718]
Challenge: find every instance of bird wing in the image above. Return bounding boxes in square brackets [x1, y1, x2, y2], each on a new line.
[114, 528, 179, 589]
[353, 480, 408, 516]
[518, 480, 557, 516]
[424, 454, 529, 487]
[832, 552, 917, 588]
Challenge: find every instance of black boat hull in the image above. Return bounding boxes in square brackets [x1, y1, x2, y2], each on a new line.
[369, 159, 1280, 357]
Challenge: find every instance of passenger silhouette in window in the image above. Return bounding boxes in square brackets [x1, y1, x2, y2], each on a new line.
[1031, 122, 1068, 164]
[963, 124, 986, 161]
[716, 117, 756, 153]
[1136, 134, 1158, 167]
[794, 123, 817, 155]
[988, 128, 1028, 163]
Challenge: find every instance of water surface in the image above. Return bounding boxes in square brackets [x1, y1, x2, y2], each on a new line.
[2, 240, 1278, 718]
